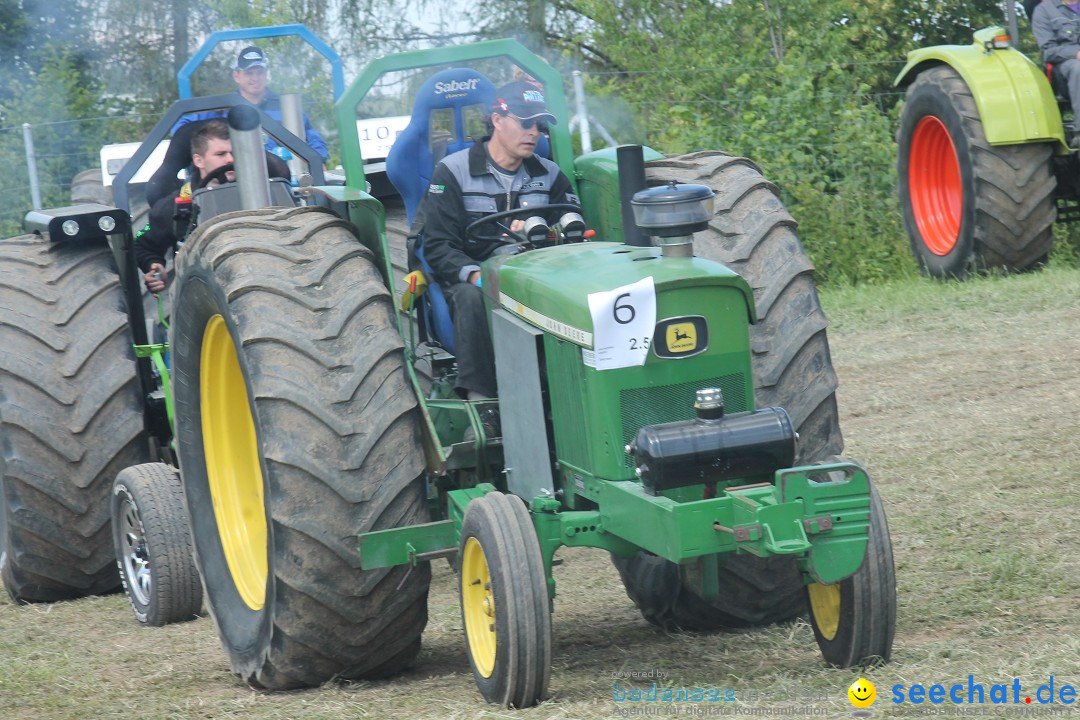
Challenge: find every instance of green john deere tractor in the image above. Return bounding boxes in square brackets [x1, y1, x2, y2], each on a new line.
[895, 21, 1074, 278]
[0, 38, 895, 705]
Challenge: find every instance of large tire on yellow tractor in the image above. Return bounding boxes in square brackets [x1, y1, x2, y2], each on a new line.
[896, 65, 1056, 278]
[0, 234, 150, 603]
[170, 206, 430, 689]
[612, 151, 841, 631]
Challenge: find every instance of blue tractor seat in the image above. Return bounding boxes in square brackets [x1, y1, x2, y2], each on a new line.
[387, 68, 498, 226]
[386, 68, 499, 354]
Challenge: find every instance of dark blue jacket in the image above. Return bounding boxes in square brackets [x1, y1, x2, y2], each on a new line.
[422, 140, 579, 286]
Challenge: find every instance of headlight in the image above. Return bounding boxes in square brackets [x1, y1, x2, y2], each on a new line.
[97, 215, 116, 232]
[61, 220, 80, 236]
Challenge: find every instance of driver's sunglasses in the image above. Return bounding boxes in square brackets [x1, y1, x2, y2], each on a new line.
[508, 114, 549, 133]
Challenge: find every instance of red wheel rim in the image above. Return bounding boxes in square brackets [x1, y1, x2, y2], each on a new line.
[909, 116, 962, 256]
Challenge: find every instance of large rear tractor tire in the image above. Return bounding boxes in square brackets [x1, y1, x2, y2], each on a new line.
[112, 462, 202, 626]
[0, 234, 149, 603]
[808, 463, 895, 667]
[71, 168, 112, 205]
[613, 151, 843, 631]
[171, 206, 430, 689]
[896, 65, 1056, 278]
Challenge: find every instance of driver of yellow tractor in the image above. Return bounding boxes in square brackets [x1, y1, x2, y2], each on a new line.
[136, 119, 287, 292]
[420, 81, 580, 437]
[1032, 0, 1080, 145]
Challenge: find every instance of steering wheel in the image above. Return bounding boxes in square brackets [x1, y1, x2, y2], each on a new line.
[196, 163, 235, 189]
[464, 203, 583, 247]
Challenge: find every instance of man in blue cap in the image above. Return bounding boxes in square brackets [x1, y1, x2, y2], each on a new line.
[420, 80, 580, 438]
[172, 45, 329, 163]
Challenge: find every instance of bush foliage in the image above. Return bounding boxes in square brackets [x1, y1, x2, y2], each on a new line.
[3, 0, 1072, 286]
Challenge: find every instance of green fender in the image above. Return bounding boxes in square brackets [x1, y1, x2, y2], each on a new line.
[895, 27, 1066, 147]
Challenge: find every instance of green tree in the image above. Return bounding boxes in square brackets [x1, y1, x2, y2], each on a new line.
[544, 0, 1013, 283]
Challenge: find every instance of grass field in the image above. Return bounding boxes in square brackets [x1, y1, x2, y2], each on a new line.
[3, 267, 1080, 719]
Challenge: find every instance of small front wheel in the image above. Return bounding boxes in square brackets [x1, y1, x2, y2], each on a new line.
[807, 474, 895, 666]
[112, 463, 202, 626]
[459, 492, 551, 708]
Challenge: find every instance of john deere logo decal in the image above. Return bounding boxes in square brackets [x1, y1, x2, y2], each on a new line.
[654, 316, 708, 358]
[666, 323, 697, 353]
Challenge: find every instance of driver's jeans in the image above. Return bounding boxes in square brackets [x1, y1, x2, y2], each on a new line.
[1058, 59, 1080, 135]
[444, 281, 497, 398]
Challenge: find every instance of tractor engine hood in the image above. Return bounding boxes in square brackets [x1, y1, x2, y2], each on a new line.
[485, 243, 755, 346]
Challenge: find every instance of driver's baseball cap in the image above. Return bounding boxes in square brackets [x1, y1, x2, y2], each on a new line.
[492, 81, 557, 125]
[236, 46, 268, 70]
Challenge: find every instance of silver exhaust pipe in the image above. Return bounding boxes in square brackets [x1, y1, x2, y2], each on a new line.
[226, 104, 272, 211]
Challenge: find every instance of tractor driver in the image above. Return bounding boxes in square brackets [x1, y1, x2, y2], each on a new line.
[136, 119, 288, 292]
[1032, 0, 1080, 144]
[421, 81, 581, 438]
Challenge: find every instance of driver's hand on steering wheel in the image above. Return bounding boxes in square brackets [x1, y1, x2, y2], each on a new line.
[496, 219, 526, 246]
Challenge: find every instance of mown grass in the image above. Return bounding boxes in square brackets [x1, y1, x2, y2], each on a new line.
[3, 267, 1080, 719]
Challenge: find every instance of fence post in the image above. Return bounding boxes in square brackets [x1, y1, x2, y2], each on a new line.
[573, 70, 592, 154]
[22, 123, 42, 210]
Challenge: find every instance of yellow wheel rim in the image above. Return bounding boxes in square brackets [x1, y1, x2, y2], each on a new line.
[461, 536, 496, 678]
[807, 582, 841, 641]
[201, 314, 267, 611]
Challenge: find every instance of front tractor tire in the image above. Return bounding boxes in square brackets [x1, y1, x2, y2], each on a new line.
[897, 65, 1055, 278]
[112, 463, 202, 626]
[613, 151, 844, 632]
[170, 206, 430, 689]
[0, 234, 150, 603]
[807, 469, 895, 667]
[459, 492, 552, 708]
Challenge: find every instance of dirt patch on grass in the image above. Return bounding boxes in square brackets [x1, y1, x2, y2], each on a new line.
[4, 268, 1080, 718]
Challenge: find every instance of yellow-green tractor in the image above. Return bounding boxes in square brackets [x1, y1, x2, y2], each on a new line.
[895, 21, 1071, 277]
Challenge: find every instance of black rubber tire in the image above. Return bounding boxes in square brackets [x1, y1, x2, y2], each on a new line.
[610, 551, 807, 632]
[171, 206, 430, 689]
[385, 204, 412, 320]
[808, 468, 895, 667]
[896, 65, 1056, 278]
[0, 234, 150, 603]
[112, 463, 202, 626]
[646, 151, 842, 464]
[71, 168, 112, 205]
[612, 151, 844, 631]
[459, 492, 551, 708]
[385, 203, 411, 286]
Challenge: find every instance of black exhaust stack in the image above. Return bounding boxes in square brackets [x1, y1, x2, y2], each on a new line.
[617, 144, 650, 247]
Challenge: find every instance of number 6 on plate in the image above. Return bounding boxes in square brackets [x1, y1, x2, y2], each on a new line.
[587, 277, 656, 370]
